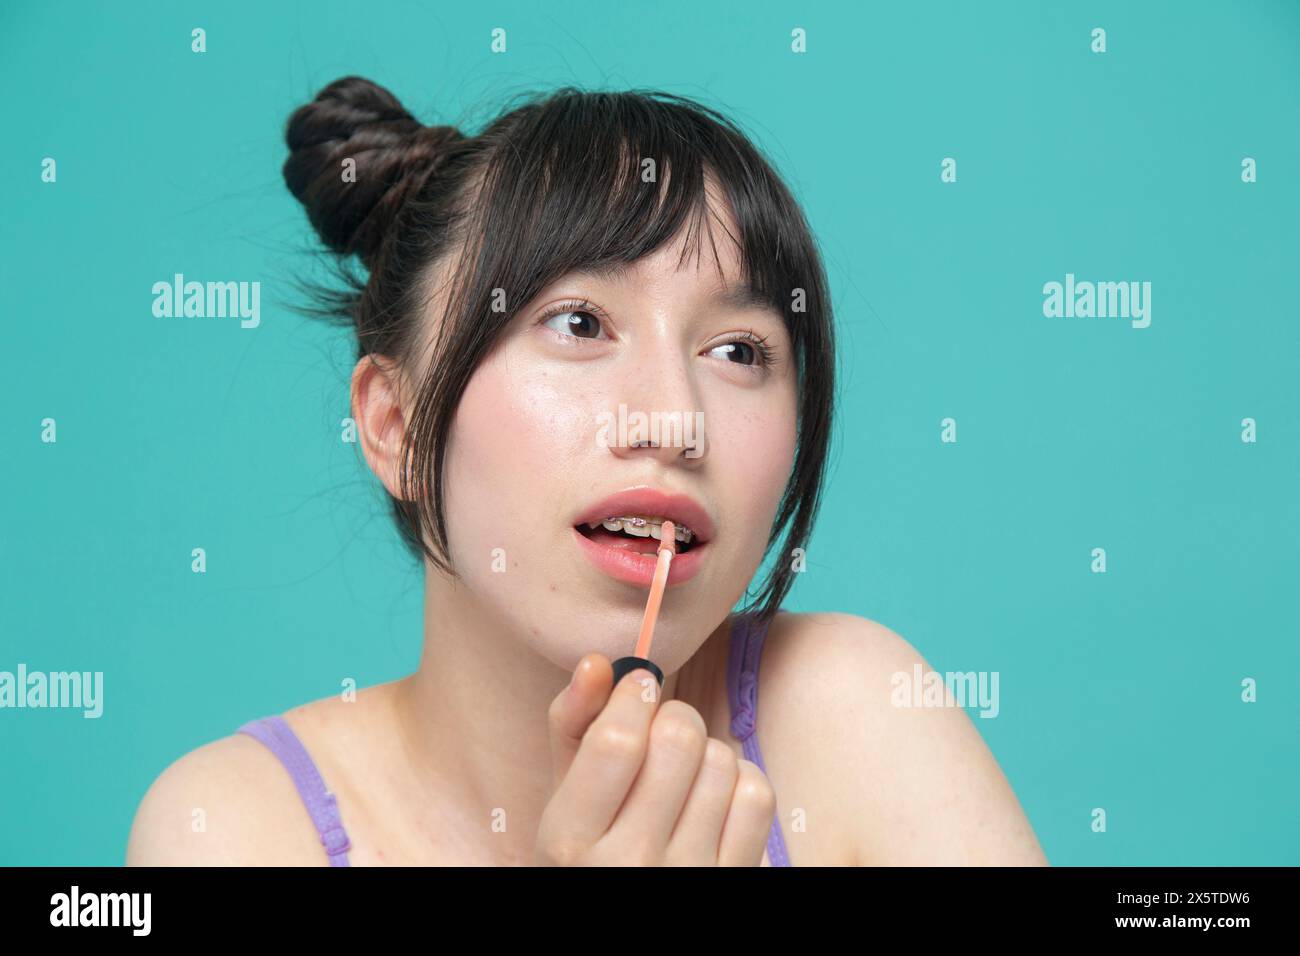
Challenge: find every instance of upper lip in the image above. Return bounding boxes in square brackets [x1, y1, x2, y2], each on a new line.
[573, 487, 716, 543]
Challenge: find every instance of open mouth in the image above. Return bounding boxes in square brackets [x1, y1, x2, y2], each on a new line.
[574, 516, 700, 556]
[570, 491, 714, 587]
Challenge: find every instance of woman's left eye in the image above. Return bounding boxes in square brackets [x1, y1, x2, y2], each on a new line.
[707, 341, 758, 365]
[706, 334, 777, 370]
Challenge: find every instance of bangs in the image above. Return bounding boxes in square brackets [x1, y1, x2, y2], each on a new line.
[440, 89, 815, 363]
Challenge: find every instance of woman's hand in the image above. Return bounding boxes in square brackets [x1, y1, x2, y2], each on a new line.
[537, 653, 778, 866]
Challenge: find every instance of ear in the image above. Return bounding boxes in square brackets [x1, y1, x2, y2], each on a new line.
[351, 354, 412, 500]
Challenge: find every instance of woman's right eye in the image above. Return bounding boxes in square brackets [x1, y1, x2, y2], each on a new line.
[539, 306, 607, 340]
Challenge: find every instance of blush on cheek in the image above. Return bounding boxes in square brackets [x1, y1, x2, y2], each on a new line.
[439, 348, 596, 578]
[438, 358, 532, 574]
[738, 401, 797, 500]
[722, 401, 798, 573]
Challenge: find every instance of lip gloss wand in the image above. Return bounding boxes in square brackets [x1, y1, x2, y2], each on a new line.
[610, 520, 675, 688]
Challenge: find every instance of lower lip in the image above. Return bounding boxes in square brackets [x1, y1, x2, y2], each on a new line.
[571, 527, 709, 587]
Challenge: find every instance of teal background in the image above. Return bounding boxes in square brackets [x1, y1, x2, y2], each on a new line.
[3, 0, 1297, 865]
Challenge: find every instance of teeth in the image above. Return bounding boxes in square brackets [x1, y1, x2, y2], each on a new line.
[584, 515, 696, 544]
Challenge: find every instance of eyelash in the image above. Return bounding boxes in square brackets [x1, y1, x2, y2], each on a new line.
[534, 298, 779, 371]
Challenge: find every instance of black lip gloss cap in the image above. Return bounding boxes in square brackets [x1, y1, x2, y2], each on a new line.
[611, 656, 664, 688]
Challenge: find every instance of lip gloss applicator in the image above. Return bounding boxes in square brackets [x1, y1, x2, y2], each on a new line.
[610, 520, 675, 688]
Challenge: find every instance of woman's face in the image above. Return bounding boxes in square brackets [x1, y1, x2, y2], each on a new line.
[426, 206, 798, 674]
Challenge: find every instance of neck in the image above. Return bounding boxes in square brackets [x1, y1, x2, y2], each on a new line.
[388, 563, 726, 864]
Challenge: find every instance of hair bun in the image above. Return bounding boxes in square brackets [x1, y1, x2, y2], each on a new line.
[283, 75, 463, 267]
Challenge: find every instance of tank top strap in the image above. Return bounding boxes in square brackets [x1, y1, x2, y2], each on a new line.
[237, 715, 352, 867]
[725, 612, 792, 867]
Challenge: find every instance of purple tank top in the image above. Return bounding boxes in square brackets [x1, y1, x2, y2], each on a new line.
[725, 612, 792, 867]
[236, 712, 352, 866]
[237, 611, 791, 867]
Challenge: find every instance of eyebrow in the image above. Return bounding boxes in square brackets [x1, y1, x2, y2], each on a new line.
[572, 263, 782, 318]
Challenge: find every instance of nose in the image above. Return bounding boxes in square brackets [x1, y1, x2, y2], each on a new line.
[602, 337, 707, 466]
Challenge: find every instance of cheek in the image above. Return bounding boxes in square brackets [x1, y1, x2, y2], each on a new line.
[709, 386, 798, 563]
[439, 346, 595, 579]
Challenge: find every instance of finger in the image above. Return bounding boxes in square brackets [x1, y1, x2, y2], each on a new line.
[544, 666, 664, 849]
[603, 700, 708, 860]
[663, 738, 739, 865]
[716, 759, 779, 867]
[547, 653, 613, 789]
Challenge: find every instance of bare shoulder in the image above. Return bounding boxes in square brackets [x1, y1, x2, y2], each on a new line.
[757, 611, 1048, 866]
[125, 720, 334, 867]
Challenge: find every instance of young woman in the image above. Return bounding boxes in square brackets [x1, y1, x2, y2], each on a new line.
[127, 76, 1047, 867]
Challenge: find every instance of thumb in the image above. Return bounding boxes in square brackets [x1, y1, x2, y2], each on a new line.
[547, 653, 615, 789]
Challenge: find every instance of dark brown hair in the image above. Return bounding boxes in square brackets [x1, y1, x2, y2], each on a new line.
[282, 75, 835, 623]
